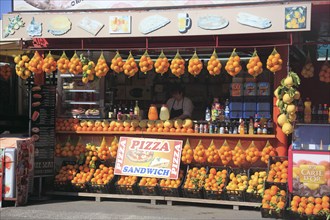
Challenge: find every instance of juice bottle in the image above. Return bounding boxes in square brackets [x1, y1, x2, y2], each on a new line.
[134, 100, 140, 120]
[148, 104, 158, 120]
[159, 104, 170, 121]
[304, 98, 312, 123]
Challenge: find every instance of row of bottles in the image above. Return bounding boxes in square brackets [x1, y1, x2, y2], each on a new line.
[301, 98, 329, 123]
[107, 101, 141, 120]
[205, 98, 229, 122]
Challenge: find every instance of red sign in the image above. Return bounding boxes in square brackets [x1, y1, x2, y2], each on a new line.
[114, 137, 183, 179]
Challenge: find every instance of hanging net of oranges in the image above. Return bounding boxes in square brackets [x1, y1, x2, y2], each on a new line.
[69, 51, 83, 75]
[123, 52, 138, 77]
[81, 54, 95, 84]
[42, 51, 57, 75]
[139, 50, 153, 74]
[261, 141, 277, 164]
[207, 49, 222, 76]
[154, 50, 169, 75]
[225, 48, 242, 77]
[218, 140, 232, 166]
[57, 51, 70, 74]
[247, 49, 263, 78]
[188, 51, 203, 77]
[266, 47, 283, 73]
[14, 55, 31, 80]
[181, 138, 193, 164]
[28, 51, 43, 75]
[205, 139, 219, 164]
[232, 140, 246, 167]
[193, 140, 207, 164]
[170, 50, 185, 78]
[110, 51, 124, 74]
[245, 141, 260, 164]
[95, 51, 109, 77]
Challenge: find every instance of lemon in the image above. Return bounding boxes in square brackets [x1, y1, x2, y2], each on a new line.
[286, 104, 296, 114]
[293, 91, 301, 100]
[277, 113, 288, 127]
[288, 113, 297, 122]
[284, 76, 294, 87]
[282, 122, 293, 135]
[283, 93, 293, 104]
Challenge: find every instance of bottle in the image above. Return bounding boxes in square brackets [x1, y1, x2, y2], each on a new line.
[134, 100, 140, 120]
[108, 103, 114, 119]
[224, 99, 230, 122]
[304, 98, 312, 123]
[323, 104, 328, 123]
[239, 118, 245, 134]
[159, 104, 170, 121]
[148, 104, 158, 120]
[267, 119, 273, 134]
[124, 102, 129, 115]
[117, 105, 122, 121]
[129, 101, 134, 119]
[257, 124, 262, 134]
[248, 117, 254, 135]
[113, 104, 118, 120]
[262, 124, 268, 134]
[211, 98, 220, 121]
[244, 119, 248, 134]
[205, 107, 211, 122]
[253, 114, 259, 134]
[317, 104, 323, 123]
[312, 105, 317, 122]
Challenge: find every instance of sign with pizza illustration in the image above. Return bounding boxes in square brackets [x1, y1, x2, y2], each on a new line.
[114, 137, 183, 179]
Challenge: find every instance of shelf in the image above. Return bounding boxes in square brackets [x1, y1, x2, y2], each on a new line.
[55, 130, 276, 139]
[64, 100, 100, 105]
[63, 89, 99, 93]
[60, 73, 83, 78]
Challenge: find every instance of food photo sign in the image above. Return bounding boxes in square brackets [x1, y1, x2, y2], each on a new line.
[114, 137, 183, 179]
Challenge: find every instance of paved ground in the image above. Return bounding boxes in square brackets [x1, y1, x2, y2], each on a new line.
[0, 197, 269, 220]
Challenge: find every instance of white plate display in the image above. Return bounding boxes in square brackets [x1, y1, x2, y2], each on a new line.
[197, 15, 229, 30]
[236, 12, 272, 29]
[78, 17, 104, 36]
[47, 16, 71, 36]
[138, 14, 170, 34]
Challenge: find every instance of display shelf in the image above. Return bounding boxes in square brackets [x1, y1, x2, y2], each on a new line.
[64, 100, 100, 105]
[59, 73, 83, 78]
[55, 130, 276, 139]
[63, 89, 99, 93]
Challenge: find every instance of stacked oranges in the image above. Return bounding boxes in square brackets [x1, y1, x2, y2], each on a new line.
[204, 168, 227, 192]
[90, 165, 114, 185]
[183, 167, 207, 189]
[267, 160, 288, 183]
[97, 137, 111, 161]
[55, 164, 78, 182]
[225, 49, 242, 77]
[95, 52, 109, 77]
[290, 195, 329, 216]
[193, 140, 207, 164]
[123, 52, 139, 77]
[117, 176, 138, 186]
[181, 139, 193, 164]
[28, 51, 43, 74]
[170, 51, 185, 78]
[262, 185, 286, 210]
[267, 48, 283, 73]
[110, 51, 124, 73]
[188, 52, 203, 76]
[42, 52, 57, 74]
[207, 51, 222, 76]
[71, 165, 94, 185]
[159, 170, 184, 188]
[154, 51, 170, 75]
[139, 177, 158, 187]
[261, 141, 277, 164]
[57, 52, 70, 74]
[139, 51, 153, 74]
[247, 50, 263, 78]
[69, 52, 83, 75]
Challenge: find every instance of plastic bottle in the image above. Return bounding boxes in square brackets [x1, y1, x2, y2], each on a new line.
[248, 118, 254, 135]
[304, 98, 312, 123]
[239, 118, 245, 134]
[159, 104, 170, 121]
[205, 107, 211, 122]
[134, 100, 140, 120]
[148, 104, 158, 120]
[224, 99, 230, 122]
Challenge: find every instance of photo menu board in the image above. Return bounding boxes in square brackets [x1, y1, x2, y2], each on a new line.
[31, 85, 56, 176]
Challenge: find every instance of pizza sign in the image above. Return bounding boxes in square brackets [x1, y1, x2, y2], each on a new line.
[114, 137, 183, 179]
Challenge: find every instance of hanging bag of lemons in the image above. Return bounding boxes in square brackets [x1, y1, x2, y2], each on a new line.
[319, 55, 330, 83]
[274, 71, 301, 135]
[69, 51, 82, 75]
[261, 140, 277, 164]
[110, 136, 119, 159]
[57, 51, 70, 74]
[28, 51, 43, 75]
[247, 49, 263, 78]
[207, 49, 222, 76]
[188, 51, 203, 76]
[154, 50, 170, 75]
[205, 139, 219, 164]
[139, 50, 153, 74]
[266, 47, 283, 73]
[42, 51, 57, 74]
[81, 54, 96, 84]
[181, 138, 193, 164]
[301, 50, 314, 78]
[225, 48, 242, 77]
[218, 140, 232, 166]
[170, 50, 185, 78]
[110, 51, 124, 74]
[193, 139, 206, 164]
[95, 51, 109, 77]
[245, 141, 260, 164]
[123, 51, 138, 77]
[232, 140, 246, 167]
[14, 54, 31, 79]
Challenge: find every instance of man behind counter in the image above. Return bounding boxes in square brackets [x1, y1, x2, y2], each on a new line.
[166, 85, 194, 120]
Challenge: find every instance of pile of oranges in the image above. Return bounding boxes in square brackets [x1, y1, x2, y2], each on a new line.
[188, 53, 203, 76]
[28, 51, 43, 74]
[97, 137, 111, 161]
[267, 160, 288, 183]
[225, 49, 242, 77]
[55, 164, 78, 182]
[159, 170, 184, 188]
[170, 52, 185, 78]
[110, 52, 124, 73]
[69, 52, 82, 75]
[207, 52, 222, 76]
[42, 52, 57, 74]
[204, 168, 227, 192]
[218, 142, 232, 166]
[139, 52, 153, 74]
[139, 177, 158, 187]
[14, 55, 31, 79]
[232, 142, 246, 166]
[205, 141, 219, 164]
[290, 195, 329, 216]
[246, 51, 263, 78]
[71, 165, 94, 185]
[95, 53, 109, 77]
[55, 138, 75, 157]
[57, 52, 70, 74]
[193, 141, 207, 164]
[226, 171, 248, 191]
[117, 176, 138, 186]
[261, 142, 277, 164]
[123, 53, 139, 77]
[73, 139, 86, 158]
[110, 137, 119, 158]
[245, 142, 260, 164]
[55, 118, 79, 132]
[183, 167, 207, 189]
[267, 48, 283, 73]
[181, 139, 193, 164]
[154, 52, 170, 75]
[90, 165, 114, 185]
[262, 185, 286, 211]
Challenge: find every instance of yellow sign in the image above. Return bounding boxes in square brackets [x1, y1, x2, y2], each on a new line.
[298, 165, 325, 184]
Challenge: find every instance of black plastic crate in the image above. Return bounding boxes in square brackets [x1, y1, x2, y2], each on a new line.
[88, 175, 117, 194]
[203, 166, 229, 200]
[181, 165, 208, 199]
[225, 168, 248, 201]
[72, 182, 88, 192]
[158, 168, 186, 197]
[139, 185, 159, 196]
[245, 167, 267, 203]
[115, 178, 140, 195]
[54, 181, 73, 192]
[261, 207, 285, 219]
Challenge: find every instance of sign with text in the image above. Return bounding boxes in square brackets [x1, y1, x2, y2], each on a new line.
[114, 137, 183, 179]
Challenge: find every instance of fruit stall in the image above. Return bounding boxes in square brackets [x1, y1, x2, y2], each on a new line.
[1, 0, 329, 219]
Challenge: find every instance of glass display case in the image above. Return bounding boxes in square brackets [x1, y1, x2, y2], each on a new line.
[56, 74, 105, 118]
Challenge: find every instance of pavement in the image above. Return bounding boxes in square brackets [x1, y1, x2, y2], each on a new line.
[0, 197, 270, 220]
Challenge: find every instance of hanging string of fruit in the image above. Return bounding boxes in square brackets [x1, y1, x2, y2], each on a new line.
[266, 47, 283, 73]
[218, 140, 232, 166]
[319, 55, 330, 83]
[28, 51, 43, 74]
[95, 51, 109, 77]
[110, 51, 124, 73]
[0, 64, 11, 81]
[232, 140, 246, 167]
[300, 51, 314, 78]
[69, 51, 83, 75]
[154, 50, 169, 75]
[225, 48, 242, 77]
[188, 51, 203, 77]
[14, 54, 31, 79]
[139, 50, 153, 74]
[42, 51, 57, 75]
[207, 49, 222, 76]
[81, 54, 95, 84]
[274, 70, 301, 135]
[247, 49, 263, 78]
[170, 50, 185, 78]
[193, 140, 206, 164]
[123, 51, 138, 77]
[245, 141, 260, 164]
[181, 138, 193, 164]
[57, 51, 70, 74]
